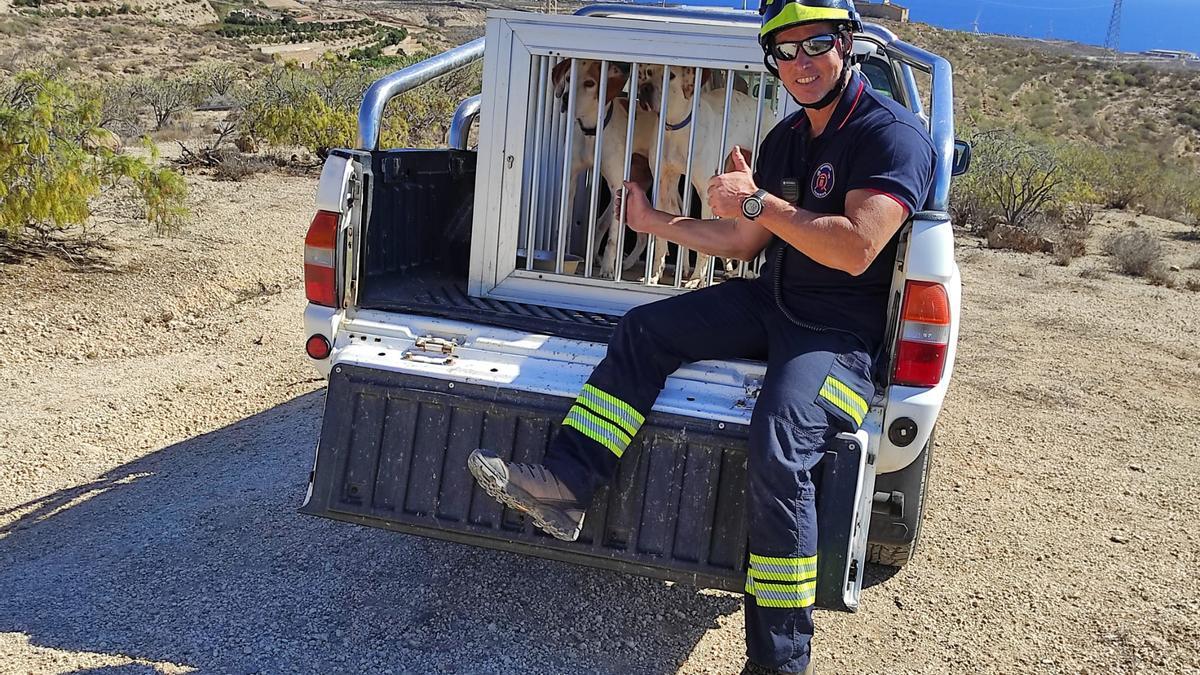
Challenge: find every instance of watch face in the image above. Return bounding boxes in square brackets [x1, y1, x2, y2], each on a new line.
[743, 195, 763, 219]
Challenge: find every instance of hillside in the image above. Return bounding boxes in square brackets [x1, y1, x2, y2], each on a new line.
[886, 20, 1200, 163]
[4, 0, 1200, 169]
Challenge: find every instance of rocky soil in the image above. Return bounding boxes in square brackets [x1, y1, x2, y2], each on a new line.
[0, 172, 1198, 673]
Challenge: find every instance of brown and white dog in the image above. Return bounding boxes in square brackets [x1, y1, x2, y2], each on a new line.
[637, 65, 774, 287]
[551, 60, 677, 280]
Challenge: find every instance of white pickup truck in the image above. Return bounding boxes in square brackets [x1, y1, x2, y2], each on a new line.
[299, 3, 969, 612]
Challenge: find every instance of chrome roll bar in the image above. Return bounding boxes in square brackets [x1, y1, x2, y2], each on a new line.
[449, 95, 482, 150]
[356, 37, 485, 151]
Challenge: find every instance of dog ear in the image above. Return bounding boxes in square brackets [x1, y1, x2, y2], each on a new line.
[551, 59, 573, 98]
[606, 63, 629, 103]
[733, 74, 750, 95]
[682, 67, 700, 100]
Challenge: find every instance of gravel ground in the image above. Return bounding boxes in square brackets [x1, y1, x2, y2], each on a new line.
[1, 175, 1198, 674]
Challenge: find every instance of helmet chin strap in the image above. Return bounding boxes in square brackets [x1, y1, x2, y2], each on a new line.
[795, 59, 851, 110]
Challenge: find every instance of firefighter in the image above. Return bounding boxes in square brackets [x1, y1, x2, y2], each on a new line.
[468, 1, 936, 672]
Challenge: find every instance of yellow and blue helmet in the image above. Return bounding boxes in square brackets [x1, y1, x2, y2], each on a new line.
[758, 0, 863, 48]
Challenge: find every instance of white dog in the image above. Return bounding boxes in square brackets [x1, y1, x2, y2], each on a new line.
[551, 60, 679, 280]
[637, 65, 773, 287]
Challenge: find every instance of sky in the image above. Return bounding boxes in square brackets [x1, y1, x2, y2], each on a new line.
[889, 0, 1198, 54]
[670, 0, 1200, 54]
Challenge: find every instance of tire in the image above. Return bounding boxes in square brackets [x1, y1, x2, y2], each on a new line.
[866, 428, 934, 568]
[867, 540, 917, 567]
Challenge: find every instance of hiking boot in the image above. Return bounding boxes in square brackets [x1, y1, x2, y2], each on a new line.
[741, 659, 814, 675]
[467, 449, 586, 542]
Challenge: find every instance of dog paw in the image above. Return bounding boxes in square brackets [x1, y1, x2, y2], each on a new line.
[683, 278, 704, 289]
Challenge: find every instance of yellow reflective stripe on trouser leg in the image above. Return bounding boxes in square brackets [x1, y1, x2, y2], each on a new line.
[563, 405, 632, 458]
[825, 376, 868, 417]
[748, 553, 819, 582]
[745, 553, 818, 608]
[745, 576, 818, 609]
[819, 377, 866, 426]
[579, 384, 644, 437]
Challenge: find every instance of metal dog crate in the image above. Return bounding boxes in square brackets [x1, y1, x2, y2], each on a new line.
[469, 10, 784, 311]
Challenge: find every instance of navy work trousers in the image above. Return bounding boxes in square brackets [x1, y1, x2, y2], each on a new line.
[542, 276, 875, 673]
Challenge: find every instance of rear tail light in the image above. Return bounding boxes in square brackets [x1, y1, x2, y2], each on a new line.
[892, 280, 950, 387]
[305, 210, 339, 307]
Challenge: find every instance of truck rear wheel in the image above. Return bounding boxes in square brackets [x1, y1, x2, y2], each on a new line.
[867, 429, 934, 568]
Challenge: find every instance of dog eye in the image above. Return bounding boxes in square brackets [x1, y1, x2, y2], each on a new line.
[669, 72, 675, 81]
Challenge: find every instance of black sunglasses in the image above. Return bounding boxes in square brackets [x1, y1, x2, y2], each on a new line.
[769, 33, 842, 60]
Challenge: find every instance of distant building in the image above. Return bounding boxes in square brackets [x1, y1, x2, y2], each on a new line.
[857, 0, 909, 23]
[1142, 49, 1199, 61]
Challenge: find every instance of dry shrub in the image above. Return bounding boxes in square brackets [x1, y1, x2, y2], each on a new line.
[1063, 202, 1097, 230]
[1053, 237, 1084, 266]
[1177, 210, 1200, 241]
[1051, 207, 1092, 265]
[1145, 265, 1176, 288]
[1079, 266, 1107, 280]
[1188, 256, 1200, 270]
[987, 223, 1053, 253]
[1103, 229, 1163, 276]
[212, 151, 273, 181]
[1186, 278, 1200, 292]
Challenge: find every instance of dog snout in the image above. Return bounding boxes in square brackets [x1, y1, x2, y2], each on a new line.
[638, 83, 659, 111]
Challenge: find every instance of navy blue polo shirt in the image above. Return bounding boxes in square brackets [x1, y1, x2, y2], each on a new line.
[753, 70, 936, 353]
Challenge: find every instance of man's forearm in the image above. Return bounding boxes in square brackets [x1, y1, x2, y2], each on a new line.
[642, 211, 759, 261]
[756, 194, 867, 274]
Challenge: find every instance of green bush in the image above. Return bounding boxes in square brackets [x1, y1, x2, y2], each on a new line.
[238, 55, 481, 156]
[0, 71, 187, 240]
[951, 128, 1066, 231]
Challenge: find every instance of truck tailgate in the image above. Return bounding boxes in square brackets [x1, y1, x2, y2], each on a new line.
[302, 364, 871, 610]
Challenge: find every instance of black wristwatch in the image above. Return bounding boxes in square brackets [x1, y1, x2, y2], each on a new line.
[741, 188, 768, 220]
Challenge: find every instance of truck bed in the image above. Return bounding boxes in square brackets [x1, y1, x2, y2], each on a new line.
[350, 148, 622, 343]
[361, 271, 621, 343]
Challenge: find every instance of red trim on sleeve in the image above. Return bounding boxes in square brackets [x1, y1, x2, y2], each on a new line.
[865, 188, 910, 215]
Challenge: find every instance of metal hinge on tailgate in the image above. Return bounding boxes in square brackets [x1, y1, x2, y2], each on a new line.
[402, 336, 460, 365]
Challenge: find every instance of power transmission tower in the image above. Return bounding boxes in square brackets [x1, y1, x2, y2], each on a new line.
[1105, 0, 1123, 51]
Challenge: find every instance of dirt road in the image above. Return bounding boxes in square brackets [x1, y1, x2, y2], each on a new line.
[1, 175, 1197, 673]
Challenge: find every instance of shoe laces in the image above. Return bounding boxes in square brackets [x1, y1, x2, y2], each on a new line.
[514, 462, 551, 484]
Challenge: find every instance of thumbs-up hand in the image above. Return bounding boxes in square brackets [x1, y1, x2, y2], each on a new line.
[707, 145, 759, 220]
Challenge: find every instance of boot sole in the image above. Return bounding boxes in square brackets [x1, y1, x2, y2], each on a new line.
[467, 453, 584, 542]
